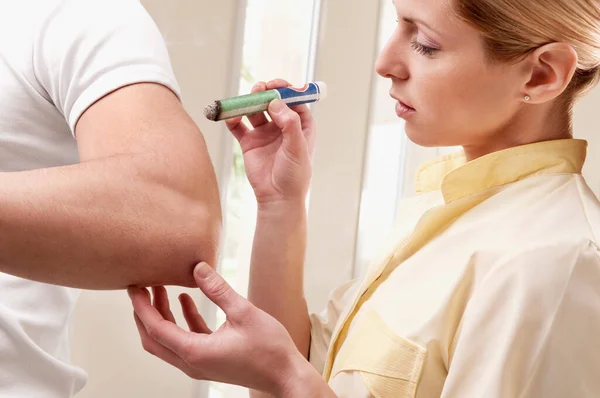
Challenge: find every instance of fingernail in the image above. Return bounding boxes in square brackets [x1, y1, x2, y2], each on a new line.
[253, 81, 266, 92]
[269, 99, 285, 114]
[194, 262, 213, 279]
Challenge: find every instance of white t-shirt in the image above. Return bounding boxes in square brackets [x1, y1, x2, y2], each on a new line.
[0, 0, 180, 396]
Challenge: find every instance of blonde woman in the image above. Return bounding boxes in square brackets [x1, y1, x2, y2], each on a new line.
[130, 0, 600, 396]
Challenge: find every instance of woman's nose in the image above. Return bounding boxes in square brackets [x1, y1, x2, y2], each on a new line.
[375, 32, 408, 80]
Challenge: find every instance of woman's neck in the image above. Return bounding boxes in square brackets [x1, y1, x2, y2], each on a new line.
[462, 102, 572, 161]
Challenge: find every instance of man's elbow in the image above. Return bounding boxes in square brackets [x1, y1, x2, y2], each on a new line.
[166, 194, 223, 287]
[187, 197, 223, 271]
[125, 147, 223, 288]
[129, 172, 222, 288]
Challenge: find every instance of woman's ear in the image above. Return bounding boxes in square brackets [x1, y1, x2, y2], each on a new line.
[521, 42, 578, 103]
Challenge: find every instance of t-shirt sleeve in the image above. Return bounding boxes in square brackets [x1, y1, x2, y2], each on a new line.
[32, 0, 181, 135]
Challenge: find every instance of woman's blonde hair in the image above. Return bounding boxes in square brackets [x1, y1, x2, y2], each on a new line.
[455, 0, 600, 99]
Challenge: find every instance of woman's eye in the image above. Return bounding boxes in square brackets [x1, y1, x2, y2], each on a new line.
[411, 40, 438, 57]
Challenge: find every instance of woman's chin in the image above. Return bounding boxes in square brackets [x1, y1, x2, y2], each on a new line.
[404, 124, 443, 147]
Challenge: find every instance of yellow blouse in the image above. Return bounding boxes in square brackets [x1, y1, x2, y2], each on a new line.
[309, 139, 600, 398]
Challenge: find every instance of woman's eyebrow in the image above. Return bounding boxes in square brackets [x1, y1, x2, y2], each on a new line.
[402, 16, 443, 37]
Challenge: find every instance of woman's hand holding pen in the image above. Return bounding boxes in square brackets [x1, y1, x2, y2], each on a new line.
[225, 79, 316, 207]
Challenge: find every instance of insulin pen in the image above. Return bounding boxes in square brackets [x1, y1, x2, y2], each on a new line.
[203, 81, 327, 121]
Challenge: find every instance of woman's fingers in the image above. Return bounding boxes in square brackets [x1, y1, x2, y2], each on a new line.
[179, 293, 213, 334]
[225, 117, 248, 142]
[266, 79, 292, 90]
[247, 81, 270, 128]
[152, 286, 176, 323]
[266, 100, 306, 160]
[290, 103, 315, 151]
[133, 312, 191, 372]
[191, 263, 249, 320]
[266, 79, 315, 151]
[129, 287, 198, 358]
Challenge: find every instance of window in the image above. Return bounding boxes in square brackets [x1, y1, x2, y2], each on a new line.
[354, 0, 408, 277]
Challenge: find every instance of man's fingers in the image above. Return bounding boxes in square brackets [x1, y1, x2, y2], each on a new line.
[193, 263, 249, 319]
[152, 286, 176, 323]
[179, 293, 212, 334]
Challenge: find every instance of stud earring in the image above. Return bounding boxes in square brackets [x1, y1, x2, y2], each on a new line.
[524, 95, 531, 101]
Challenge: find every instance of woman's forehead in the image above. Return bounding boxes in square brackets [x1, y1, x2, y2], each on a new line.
[392, 0, 462, 34]
[392, 0, 453, 18]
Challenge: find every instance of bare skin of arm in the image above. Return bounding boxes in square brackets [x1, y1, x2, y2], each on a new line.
[224, 80, 316, 398]
[0, 83, 222, 289]
[224, 80, 315, 359]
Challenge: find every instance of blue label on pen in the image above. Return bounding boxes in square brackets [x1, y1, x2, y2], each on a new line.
[276, 83, 321, 106]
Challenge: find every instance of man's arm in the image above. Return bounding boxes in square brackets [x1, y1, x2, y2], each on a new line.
[0, 83, 222, 289]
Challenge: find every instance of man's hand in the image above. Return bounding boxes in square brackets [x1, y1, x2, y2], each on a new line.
[129, 263, 335, 397]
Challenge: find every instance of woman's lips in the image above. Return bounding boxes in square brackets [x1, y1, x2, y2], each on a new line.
[395, 100, 416, 118]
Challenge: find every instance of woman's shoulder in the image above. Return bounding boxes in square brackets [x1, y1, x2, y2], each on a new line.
[478, 238, 600, 295]
[475, 173, 600, 246]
